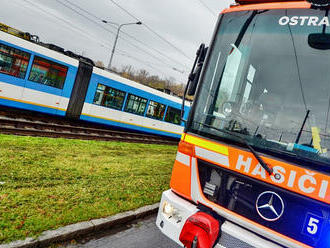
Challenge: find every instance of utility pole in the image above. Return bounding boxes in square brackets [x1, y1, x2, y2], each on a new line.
[102, 20, 142, 71]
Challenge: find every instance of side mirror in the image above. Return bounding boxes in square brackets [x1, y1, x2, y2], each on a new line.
[308, 33, 330, 50]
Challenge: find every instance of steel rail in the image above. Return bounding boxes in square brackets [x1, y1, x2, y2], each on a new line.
[0, 108, 178, 145]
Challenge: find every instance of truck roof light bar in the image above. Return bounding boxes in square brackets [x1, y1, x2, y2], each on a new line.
[235, 0, 304, 4]
[235, 0, 330, 7]
[307, 0, 330, 7]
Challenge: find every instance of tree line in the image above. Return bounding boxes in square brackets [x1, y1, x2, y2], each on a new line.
[95, 61, 186, 98]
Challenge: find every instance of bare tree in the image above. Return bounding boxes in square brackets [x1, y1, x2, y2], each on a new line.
[136, 69, 149, 86]
[120, 65, 135, 80]
[164, 77, 175, 89]
[95, 60, 105, 68]
[114, 65, 187, 97]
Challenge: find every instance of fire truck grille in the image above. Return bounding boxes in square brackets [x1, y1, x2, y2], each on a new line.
[217, 232, 255, 248]
[196, 159, 327, 248]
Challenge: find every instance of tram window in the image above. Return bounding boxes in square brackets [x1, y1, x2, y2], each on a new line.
[124, 94, 148, 116]
[165, 107, 181, 125]
[28, 56, 68, 89]
[146, 100, 166, 120]
[0, 43, 30, 79]
[93, 83, 126, 110]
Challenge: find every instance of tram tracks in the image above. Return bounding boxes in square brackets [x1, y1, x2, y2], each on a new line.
[0, 109, 179, 145]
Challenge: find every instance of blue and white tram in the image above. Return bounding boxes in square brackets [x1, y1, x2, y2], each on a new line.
[0, 30, 190, 139]
[0, 29, 78, 117]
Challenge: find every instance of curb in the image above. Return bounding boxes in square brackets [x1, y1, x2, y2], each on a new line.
[0, 203, 159, 248]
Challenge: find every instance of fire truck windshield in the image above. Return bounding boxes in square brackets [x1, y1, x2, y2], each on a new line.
[189, 8, 330, 170]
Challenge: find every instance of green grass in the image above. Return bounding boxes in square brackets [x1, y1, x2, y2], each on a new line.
[0, 134, 177, 244]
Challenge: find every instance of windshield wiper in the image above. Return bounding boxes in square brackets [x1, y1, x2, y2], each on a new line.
[195, 121, 281, 180]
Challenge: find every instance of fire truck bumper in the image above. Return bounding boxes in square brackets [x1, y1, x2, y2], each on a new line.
[156, 190, 285, 248]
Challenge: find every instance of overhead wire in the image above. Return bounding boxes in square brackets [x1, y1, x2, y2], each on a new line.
[54, 0, 117, 36]
[62, 0, 189, 69]
[196, 0, 217, 17]
[108, 0, 193, 62]
[18, 2, 180, 91]
[116, 48, 175, 69]
[54, 0, 188, 73]
[116, 51, 188, 77]
[23, 1, 183, 81]
[62, 0, 109, 23]
[23, 0, 168, 73]
[21, 0, 189, 80]
[116, 50, 170, 77]
[64, 0, 189, 69]
[115, 47, 185, 79]
[22, 0, 111, 49]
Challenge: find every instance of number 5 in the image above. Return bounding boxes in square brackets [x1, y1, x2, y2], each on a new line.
[307, 217, 319, 235]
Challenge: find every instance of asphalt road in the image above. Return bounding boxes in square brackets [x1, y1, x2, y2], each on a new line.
[59, 215, 181, 248]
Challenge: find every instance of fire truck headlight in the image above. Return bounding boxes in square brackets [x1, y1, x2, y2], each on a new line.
[163, 201, 175, 216]
[162, 201, 182, 222]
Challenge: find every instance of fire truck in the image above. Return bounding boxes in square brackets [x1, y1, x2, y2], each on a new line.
[156, 0, 330, 247]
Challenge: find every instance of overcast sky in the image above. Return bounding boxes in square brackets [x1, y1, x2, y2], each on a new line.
[1, 0, 233, 83]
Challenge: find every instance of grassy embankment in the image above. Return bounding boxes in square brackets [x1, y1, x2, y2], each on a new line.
[0, 134, 177, 244]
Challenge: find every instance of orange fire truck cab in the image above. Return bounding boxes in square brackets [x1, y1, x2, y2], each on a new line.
[156, 0, 330, 247]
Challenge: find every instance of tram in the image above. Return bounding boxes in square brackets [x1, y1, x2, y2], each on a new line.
[157, 0, 330, 247]
[0, 27, 190, 139]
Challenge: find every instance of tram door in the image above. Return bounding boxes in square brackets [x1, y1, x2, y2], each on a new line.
[66, 61, 93, 119]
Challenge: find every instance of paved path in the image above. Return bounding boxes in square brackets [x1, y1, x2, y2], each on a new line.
[59, 215, 181, 248]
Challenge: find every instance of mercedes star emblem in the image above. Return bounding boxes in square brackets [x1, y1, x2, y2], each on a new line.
[256, 191, 284, 222]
